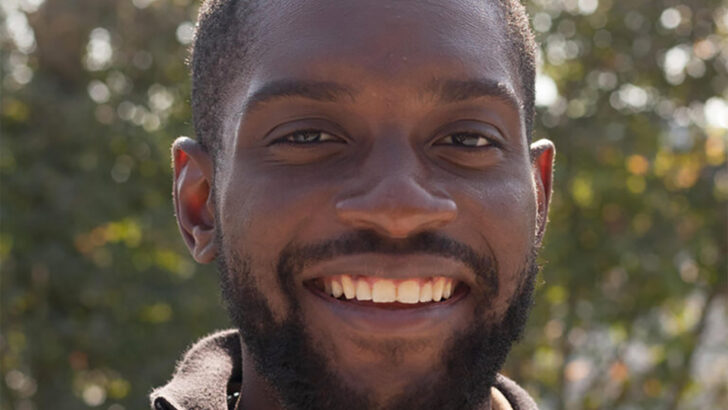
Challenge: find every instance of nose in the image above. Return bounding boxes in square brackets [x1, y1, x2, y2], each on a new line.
[335, 154, 457, 238]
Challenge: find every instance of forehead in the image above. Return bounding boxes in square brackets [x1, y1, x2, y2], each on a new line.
[249, 0, 512, 85]
[218, 0, 521, 149]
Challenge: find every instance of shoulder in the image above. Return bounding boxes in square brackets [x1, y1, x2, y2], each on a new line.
[492, 374, 538, 410]
[149, 329, 242, 410]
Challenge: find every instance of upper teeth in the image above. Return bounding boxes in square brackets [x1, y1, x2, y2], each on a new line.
[322, 275, 457, 304]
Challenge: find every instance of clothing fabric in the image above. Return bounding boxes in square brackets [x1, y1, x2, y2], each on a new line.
[150, 329, 538, 410]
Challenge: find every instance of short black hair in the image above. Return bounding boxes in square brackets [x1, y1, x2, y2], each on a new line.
[189, 0, 536, 158]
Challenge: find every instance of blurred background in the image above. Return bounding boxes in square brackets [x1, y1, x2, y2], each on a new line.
[1, 0, 726, 408]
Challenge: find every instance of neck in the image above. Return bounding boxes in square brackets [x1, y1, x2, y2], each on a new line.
[239, 345, 284, 410]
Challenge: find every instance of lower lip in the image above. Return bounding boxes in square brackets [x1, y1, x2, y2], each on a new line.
[303, 281, 470, 334]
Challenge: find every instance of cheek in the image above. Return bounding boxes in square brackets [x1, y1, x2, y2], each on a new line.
[217, 163, 341, 322]
[457, 170, 537, 310]
[218, 169, 291, 321]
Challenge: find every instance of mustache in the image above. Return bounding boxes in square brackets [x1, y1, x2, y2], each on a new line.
[276, 230, 499, 300]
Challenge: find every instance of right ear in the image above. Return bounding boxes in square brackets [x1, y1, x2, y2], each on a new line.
[172, 137, 217, 263]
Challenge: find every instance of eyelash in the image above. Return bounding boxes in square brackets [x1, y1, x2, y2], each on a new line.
[436, 132, 497, 148]
[274, 130, 342, 144]
[273, 130, 499, 148]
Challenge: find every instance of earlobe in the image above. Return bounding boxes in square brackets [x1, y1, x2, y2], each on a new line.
[530, 139, 555, 245]
[172, 136, 217, 263]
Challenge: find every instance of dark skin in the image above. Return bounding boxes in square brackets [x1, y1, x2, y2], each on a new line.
[174, 0, 554, 409]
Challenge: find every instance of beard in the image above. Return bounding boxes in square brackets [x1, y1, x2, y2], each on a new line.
[218, 229, 539, 410]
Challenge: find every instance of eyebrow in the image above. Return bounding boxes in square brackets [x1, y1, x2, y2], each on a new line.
[239, 77, 521, 115]
[241, 79, 356, 114]
[426, 78, 522, 113]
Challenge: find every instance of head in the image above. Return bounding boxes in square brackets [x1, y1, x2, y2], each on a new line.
[172, 1, 555, 409]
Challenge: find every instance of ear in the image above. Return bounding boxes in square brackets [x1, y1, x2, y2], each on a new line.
[530, 139, 555, 245]
[172, 136, 217, 263]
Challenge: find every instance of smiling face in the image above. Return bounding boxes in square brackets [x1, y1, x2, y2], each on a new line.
[173, 0, 554, 409]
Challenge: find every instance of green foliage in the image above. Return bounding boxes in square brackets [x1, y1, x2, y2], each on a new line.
[1, 0, 726, 409]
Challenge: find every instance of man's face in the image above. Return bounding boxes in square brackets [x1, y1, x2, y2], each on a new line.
[174, 0, 554, 408]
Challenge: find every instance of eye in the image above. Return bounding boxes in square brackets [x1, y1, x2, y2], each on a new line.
[437, 132, 493, 148]
[277, 130, 342, 144]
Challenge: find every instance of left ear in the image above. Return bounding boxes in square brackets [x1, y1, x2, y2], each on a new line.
[530, 139, 555, 245]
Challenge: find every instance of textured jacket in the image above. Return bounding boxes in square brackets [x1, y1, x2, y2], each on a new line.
[151, 329, 538, 410]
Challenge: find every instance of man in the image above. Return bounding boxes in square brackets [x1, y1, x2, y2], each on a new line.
[152, 0, 555, 409]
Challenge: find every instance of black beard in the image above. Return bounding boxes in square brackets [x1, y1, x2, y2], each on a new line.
[218, 230, 539, 410]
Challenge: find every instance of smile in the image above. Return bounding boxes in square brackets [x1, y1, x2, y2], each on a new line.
[311, 275, 465, 305]
[299, 254, 474, 333]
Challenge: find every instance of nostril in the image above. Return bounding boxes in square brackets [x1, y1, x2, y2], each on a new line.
[380, 209, 456, 238]
[335, 188, 457, 238]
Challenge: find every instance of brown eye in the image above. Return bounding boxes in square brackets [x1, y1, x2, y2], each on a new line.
[281, 130, 341, 144]
[438, 132, 492, 147]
